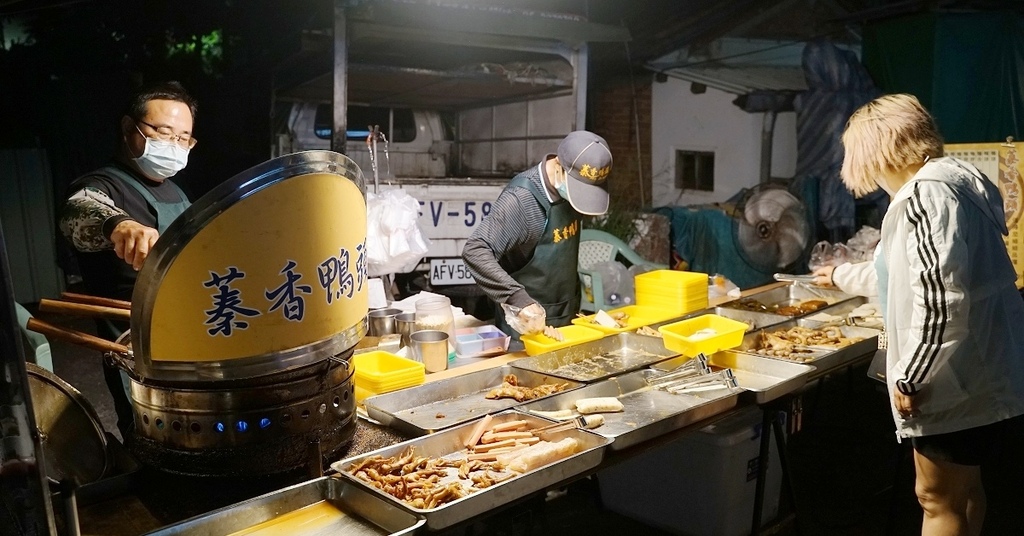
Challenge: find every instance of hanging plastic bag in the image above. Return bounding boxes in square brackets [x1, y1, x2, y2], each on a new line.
[591, 261, 631, 306]
[365, 189, 431, 277]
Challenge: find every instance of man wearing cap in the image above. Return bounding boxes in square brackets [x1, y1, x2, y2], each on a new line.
[462, 130, 612, 344]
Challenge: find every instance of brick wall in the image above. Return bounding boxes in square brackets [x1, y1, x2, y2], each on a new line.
[590, 73, 653, 211]
[589, 73, 669, 264]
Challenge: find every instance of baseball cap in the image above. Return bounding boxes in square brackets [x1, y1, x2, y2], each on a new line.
[557, 130, 612, 216]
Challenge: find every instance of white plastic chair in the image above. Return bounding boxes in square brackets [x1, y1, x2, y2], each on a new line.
[578, 229, 667, 312]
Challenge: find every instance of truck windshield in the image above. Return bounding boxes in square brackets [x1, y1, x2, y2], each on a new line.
[314, 104, 417, 143]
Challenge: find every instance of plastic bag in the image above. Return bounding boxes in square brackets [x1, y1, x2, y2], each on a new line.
[808, 226, 879, 271]
[365, 189, 431, 277]
[592, 261, 631, 306]
[709, 273, 741, 300]
[500, 303, 545, 335]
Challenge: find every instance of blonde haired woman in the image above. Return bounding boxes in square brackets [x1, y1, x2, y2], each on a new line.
[841, 93, 1024, 536]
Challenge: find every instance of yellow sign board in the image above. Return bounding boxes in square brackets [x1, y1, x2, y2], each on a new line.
[946, 141, 1024, 288]
[147, 172, 367, 362]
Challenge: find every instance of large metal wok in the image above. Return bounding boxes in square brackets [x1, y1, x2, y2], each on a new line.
[33, 151, 370, 477]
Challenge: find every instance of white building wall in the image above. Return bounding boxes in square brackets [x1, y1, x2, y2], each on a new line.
[650, 78, 798, 207]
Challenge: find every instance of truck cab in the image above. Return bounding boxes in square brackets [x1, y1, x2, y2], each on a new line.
[274, 102, 453, 179]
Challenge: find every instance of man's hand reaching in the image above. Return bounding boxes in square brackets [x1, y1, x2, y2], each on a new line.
[111, 220, 159, 271]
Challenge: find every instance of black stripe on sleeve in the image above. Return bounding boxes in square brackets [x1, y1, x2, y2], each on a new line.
[904, 184, 948, 385]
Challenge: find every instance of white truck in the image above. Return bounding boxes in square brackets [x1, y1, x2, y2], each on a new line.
[273, 97, 577, 286]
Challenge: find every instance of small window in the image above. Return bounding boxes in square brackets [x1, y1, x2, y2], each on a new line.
[313, 104, 417, 143]
[346, 106, 390, 141]
[675, 150, 715, 191]
[390, 108, 416, 143]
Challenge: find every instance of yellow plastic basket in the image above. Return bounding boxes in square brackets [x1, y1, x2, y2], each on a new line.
[658, 314, 748, 357]
[571, 305, 680, 334]
[521, 325, 605, 356]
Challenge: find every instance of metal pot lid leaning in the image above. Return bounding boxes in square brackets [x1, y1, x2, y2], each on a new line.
[128, 150, 368, 382]
[25, 363, 109, 486]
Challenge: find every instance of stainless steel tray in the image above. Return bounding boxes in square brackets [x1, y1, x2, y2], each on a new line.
[646, 306, 789, 333]
[734, 305, 880, 378]
[508, 332, 679, 383]
[516, 368, 739, 450]
[332, 410, 611, 530]
[718, 283, 855, 317]
[146, 475, 423, 535]
[654, 351, 816, 404]
[364, 366, 583, 436]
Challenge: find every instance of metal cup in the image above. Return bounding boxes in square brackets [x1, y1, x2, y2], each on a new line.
[410, 330, 449, 373]
[394, 312, 416, 348]
[367, 307, 402, 337]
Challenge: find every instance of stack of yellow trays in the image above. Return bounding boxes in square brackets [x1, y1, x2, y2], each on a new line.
[352, 350, 425, 403]
[634, 270, 709, 315]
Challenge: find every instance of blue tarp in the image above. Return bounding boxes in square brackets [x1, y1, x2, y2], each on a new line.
[793, 39, 885, 241]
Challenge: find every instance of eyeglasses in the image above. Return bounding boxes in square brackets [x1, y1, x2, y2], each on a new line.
[136, 120, 197, 150]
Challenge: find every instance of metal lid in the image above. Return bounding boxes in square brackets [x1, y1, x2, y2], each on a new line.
[130, 151, 368, 382]
[26, 363, 109, 485]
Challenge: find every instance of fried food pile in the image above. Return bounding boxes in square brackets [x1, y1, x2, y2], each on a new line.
[727, 298, 829, 316]
[484, 374, 571, 402]
[578, 310, 630, 328]
[753, 325, 864, 361]
[347, 449, 490, 509]
[635, 325, 661, 337]
[347, 416, 583, 510]
[542, 325, 565, 341]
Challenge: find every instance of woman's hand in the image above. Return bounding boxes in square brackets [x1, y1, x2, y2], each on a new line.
[811, 265, 836, 288]
[894, 391, 919, 419]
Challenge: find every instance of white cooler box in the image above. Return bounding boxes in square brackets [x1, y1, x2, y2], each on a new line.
[597, 406, 782, 536]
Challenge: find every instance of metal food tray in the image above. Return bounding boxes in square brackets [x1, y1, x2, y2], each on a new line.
[364, 366, 583, 436]
[508, 332, 679, 383]
[516, 368, 739, 450]
[719, 283, 855, 317]
[146, 475, 423, 535]
[653, 351, 816, 404]
[735, 305, 880, 378]
[332, 410, 611, 530]
[648, 306, 791, 333]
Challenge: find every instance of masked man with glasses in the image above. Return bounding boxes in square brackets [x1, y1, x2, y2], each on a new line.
[59, 80, 196, 437]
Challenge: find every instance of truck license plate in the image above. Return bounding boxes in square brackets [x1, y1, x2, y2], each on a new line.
[430, 258, 476, 286]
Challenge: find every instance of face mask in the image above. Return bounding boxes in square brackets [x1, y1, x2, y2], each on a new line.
[556, 180, 569, 200]
[556, 167, 570, 200]
[133, 136, 189, 180]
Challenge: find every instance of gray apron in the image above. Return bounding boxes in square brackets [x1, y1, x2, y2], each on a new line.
[96, 166, 190, 436]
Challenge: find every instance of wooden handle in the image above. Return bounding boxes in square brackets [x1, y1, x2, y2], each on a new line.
[27, 318, 130, 355]
[60, 292, 131, 311]
[38, 299, 131, 322]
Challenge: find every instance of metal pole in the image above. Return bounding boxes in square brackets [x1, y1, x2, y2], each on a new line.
[760, 111, 777, 184]
[332, 0, 348, 154]
[624, 37, 646, 206]
[0, 220, 57, 535]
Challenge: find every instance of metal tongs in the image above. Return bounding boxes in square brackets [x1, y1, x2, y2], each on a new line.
[645, 353, 711, 388]
[663, 369, 739, 394]
[532, 414, 604, 435]
[773, 273, 818, 284]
